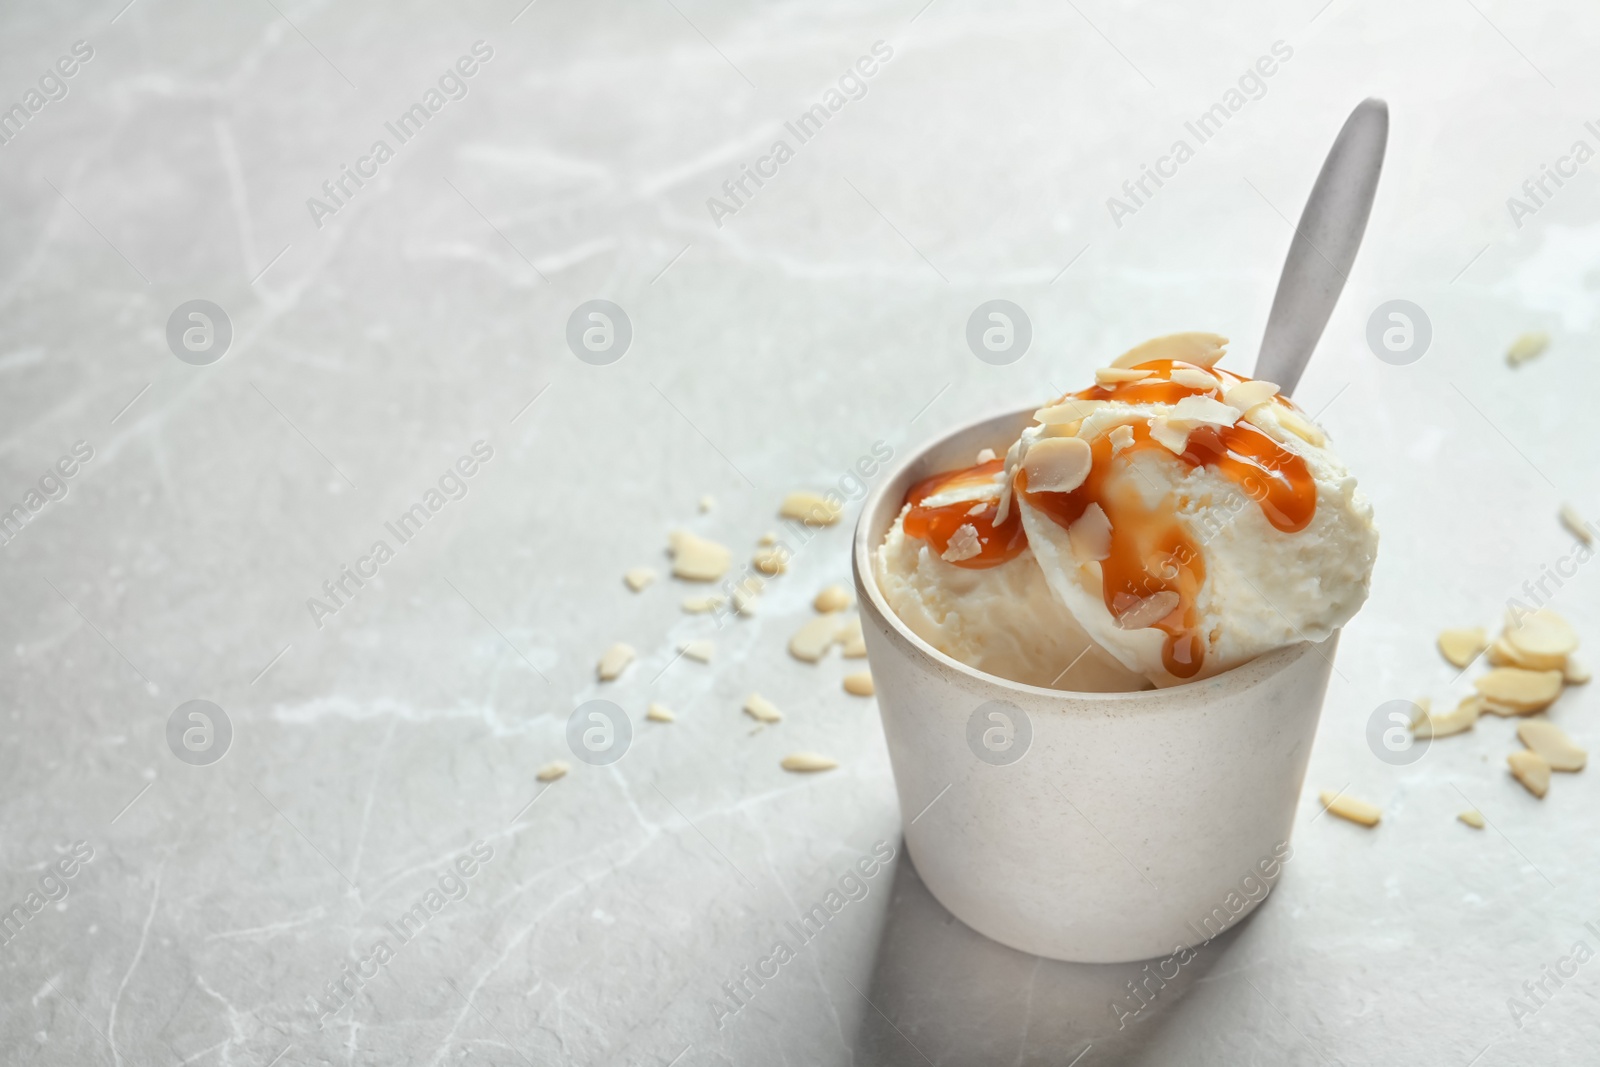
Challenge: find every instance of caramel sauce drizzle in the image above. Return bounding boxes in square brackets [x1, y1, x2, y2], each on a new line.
[899, 360, 1318, 679]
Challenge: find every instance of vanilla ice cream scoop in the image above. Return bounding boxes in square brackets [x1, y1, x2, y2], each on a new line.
[877, 333, 1378, 690]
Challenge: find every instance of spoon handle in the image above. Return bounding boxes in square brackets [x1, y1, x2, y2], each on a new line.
[1253, 97, 1388, 396]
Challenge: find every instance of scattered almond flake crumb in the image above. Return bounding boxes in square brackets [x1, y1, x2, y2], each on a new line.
[1021, 436, 1092, 493]
[1437, 627, 1488, 668]
[679, 639, 714, 664]
[1068, 502, 1112, 563]
[753, 546, 789, 575]
[1109, 424, 1135, 454]
[941, 524, 983, 563]
[966, 502, 987, 516]
[813, 585, 852, 613]
[732, 584, 760, 615]
[597, 643, 635, 681]
[1109, 332, 1228, 370]
[1458, 810, 1486, 829]
[1508, 749, 1551, 798]
[1222, 379, 1280, 411]
[843, 671, 875, 696]
[646, 702, 675, 723]
[780, 751, 838, 773]
[1518, 720, 1587, 772]
[758, 531, 777, 546]
[1565, 657, 1591, 684]
[1503, 608, 1578, 669]
[780, 490, 842, 526]
[1559, 503, 1594, 545]
[699, 494, 715, 513]
[743, 693, 782, 723]
[1276, 407, 1326, 447]
[1413, 696, 1481, 739]
[790, 615, 843, 663]
[836, 616, 866, 658]
[1148, 417, 1190, 455]
[1116, 590, 1179, 630]
[975, 447, 998, 463]
[682, 594, 724, 614]
[668, 530, 732, 581]
[1169, 367, 1219, 391]
[1319, 791, 1381, 827]
[623, 567, 657, 592]
[536, 760, 570, 782]
[1474, 667, 1564, 713]
[1506, 330, 1549, 367]
[1095, 367, 1153, 385]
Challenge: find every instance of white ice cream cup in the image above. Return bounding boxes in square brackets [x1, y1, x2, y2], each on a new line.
[854, 406, 1337, 963]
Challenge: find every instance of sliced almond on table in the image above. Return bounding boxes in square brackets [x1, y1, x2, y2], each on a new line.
[1559, 503, 1594, 545]
[1437, 627, 1487, 668]
[1095, 367, 1153, 385]
[1109, 424, 1135, 453]
[1503, 608, 1578, 670]
[732, 584, 760, 615]
[1565, 657, 1591, 684]
[780, 491, 841, 526]
[1148, 417, 1190, 455]
[1110, 332, 1228, 370]
[1508, 750, 1551, 798]
[1413, 696, 1482, 739]
[1035, 399, 1104, 426]
[1222, 379, 1280, 412]
[1068, 502, 1112, 563]
[682, 595, 724, 613]
[744, 693, 782, 723]
[699, 494, 715, 513]
[753, 547, 789, 575]
[813, 584, 852, 613]
[843, 671, 874, 696]
[669, 530, 732, 581]
[780, 752, 837, 773]
[597, 643, 635, 681]
[1169, 367, 1220, 391]
[1021, 437, 1093, 494]
[623, 567, 657, 592]
[1486, 637, 1536, 670]
[1116, 590, 1179, 630]
[790, 615, 843, 663]
[941, 524, 983, 563]
[1506, 330, 1549, 367]
[1458, 810, 1485, 829]
[1320, 791, 1381, 827]
[836, 616, 867, 658]
[1473, 667, 1564, 714]
[679, 639, 714, 664]
[1517, 720, 1587, 772]
[758, 530, 777, 546]
[646, 702, 675, 723]
[537, 760, 570, 782]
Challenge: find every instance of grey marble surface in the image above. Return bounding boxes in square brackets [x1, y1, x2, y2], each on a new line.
[3, 0, 1599, 1064]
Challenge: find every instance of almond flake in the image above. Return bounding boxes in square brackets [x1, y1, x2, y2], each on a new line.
[941, 524, 983, 563]
[1474, 667, 1564, 713]
[843, 671, 875, 696]
[624, 567, 657, 592]
[1559, 503, 1594, 545]
[646, 702, 675, 723]
[1412, 696, 1481, 739]
[1319, 791, 1381, 827]
[1167, 395, 1242, 429]
[597, 643, 635, 681]
[1506, 330, 1549, 367]
[780, 751, 837, 773]
[753, 547, 789, 575]
[669, 530, 732, 581]
[1503, 608, 1578, 668]
[758, 531, 777, 545]
[1095, 367, 1153, 385]
[780, 491, 842, 526]
[1437, 627, 1488, 668]
[1148, 417, 1190, 455]
[836, 616, 866, 658]
[699, 494, 715, 513]
[1276, 407, 1326, 448]
[1486, 637, 1537, 670]
[537, 760, 570, 782]
[1109, 332, 1229, 370]
[1034, 399, 1104, 425]
[744, 693, 783, 723]
[975, 447, 998, 463]
[682, 594, 724, 613]
[1069, 502, 1112, 563]
[1021, 436, 1093, 494]
[1518, 720, 1587, 772]
[813, 585, 852, 613]
[1116, 590, 1179, 630]
[1222, 379, 1280, 412]
[1458, 810, 1486, 829]
[1565, 657, 1591, 684]
[732, 585, 760, 615]
[679, 639, 714, 663]
[790, 615, 843, 663]
[1508, 750, 1551, 798]
[1169, 367, 1219, 391]
[1109, 424, 1135, 453]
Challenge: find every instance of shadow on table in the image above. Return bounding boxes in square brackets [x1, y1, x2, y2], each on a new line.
[850, 849, 1246, 1066]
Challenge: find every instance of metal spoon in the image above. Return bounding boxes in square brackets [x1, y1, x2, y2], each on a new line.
[1253, 97, 1388, 396]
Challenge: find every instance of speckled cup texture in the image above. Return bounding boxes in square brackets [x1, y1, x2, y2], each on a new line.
[854, 407, 1337, 963]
